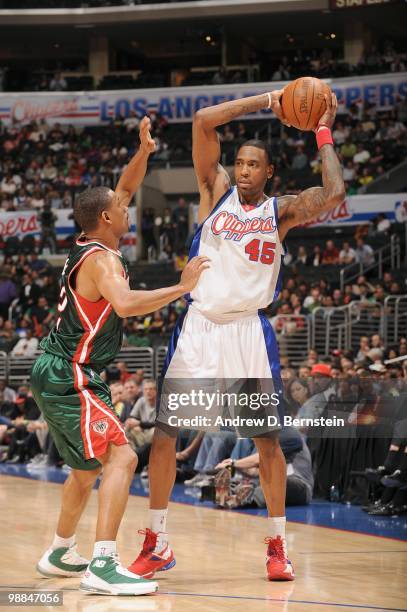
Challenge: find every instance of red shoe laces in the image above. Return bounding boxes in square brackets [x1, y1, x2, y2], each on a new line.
[138, 529, 157, 555]
[264, 536, 285, 562]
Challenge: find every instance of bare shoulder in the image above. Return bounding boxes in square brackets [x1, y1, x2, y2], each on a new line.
[84, 250, 123, 277]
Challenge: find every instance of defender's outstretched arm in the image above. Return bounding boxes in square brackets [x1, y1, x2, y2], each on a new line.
[115, 116, 156, 206]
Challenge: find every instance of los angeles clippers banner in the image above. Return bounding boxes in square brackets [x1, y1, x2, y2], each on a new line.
[191, 193, 407, 231]
[0, 73, 406, 126]
[0, 208, 137, 240]
[0, 196, 405, 245]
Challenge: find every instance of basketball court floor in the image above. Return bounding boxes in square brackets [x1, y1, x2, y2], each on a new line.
[0, 466, 406, 612]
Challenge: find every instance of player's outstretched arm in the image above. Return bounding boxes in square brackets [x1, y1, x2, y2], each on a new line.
[193, 90, 286, 221]
[114, 116, 156, 206]
[89, 251, 210, 318]
[277, 93, 345, 241]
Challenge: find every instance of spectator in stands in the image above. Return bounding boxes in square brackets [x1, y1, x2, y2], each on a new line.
[49, 72, 67, 92]
[28, 253, 49, 274]
[39, 203, 58, 254]
[10, 327, 39, 357]
[116, 361, 132, 383]
[271, 63, 290, 81]
[339, 241, 357, 265]
[340, 138, 357, 160]
[125, 379, 157, 458]
[149, 310, 165, 334]
[141, 207, 157, 258]
[127, 321, 151, 348]
[24, 296, 55, 336]
[332, 121, 349, 145]
[0, 379, 17, 403]
[286, 377, 310, 416]
[353, 143, 371, 165]
[322, 240, 339, 265]
[343, 160, 356, 183]
[214, 426, 314, 508]
[355, 238, 375, 267]
[297, 364, 335, 422]
[310, 245, 322, 267]
[356, 336, 371, 362]
[19, 273, 41, 311]
[291, 145, 308, 170]
[293, 246, 308, 266]
[358, 167, 374, 187]
[172, 197, 189, 252]
[303, 285, 322, 312]
[174, 249, 188, 272]
[298, 365, 312, 379]
[1, 387, 40, 463]
[0, 272, 17, 319]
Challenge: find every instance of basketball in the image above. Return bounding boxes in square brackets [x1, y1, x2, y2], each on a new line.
[281, 77, 332, 131]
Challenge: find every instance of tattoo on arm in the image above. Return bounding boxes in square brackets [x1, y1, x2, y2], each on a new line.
[220, 96, 268, 123]
[278, 144, 345, 226]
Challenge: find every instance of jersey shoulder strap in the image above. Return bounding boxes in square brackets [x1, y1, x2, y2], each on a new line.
[64, 238, 128, 278]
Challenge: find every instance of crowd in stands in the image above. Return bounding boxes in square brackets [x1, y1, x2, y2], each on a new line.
[0, 99, 406, 224]
[1, 334, 406, 514]
[0, 242, 405, 351]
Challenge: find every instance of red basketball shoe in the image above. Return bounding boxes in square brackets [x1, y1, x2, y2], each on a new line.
[128, 529, 176, 579]
[265, 536, 295, 581]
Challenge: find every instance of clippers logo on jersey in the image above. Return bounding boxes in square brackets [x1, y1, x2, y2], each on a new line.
[189, 186, 283, 319]
[211, 211, 277, 242]
[91, 419, 109, 435]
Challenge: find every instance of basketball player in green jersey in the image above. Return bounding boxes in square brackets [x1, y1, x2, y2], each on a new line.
[31, 116, 209, 596]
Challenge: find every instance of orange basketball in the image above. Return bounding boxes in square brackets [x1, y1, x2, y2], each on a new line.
[281, 77, 332, 131]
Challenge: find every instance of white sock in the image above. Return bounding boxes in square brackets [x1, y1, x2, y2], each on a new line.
[93, 541, 116, 558]
[150, 508, 168, 534]
[268, 516, 287, 550]
[52, 533, 75, 550]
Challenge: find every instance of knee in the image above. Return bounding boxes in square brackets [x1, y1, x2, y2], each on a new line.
[71, 467, 101, 491]
[115, 443, 138, 473]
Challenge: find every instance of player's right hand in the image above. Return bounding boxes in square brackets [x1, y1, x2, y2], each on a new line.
[268, 89, 291, 127]
[315, 92, 338, 130]
[179, 255, 210, 292]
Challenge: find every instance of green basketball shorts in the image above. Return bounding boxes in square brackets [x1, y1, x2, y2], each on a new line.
[31, 353, 128, 471]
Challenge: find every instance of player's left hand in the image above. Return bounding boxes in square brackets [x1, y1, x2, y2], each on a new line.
[139, 116, 156, 154]
[315, 92, 338, 131]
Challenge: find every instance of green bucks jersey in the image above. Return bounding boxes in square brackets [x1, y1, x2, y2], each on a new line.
[41, 237, 129, 372]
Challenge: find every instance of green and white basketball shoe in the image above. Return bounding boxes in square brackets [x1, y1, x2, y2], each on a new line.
[37, 544, 89, 577]
[80, 553, 158, 596]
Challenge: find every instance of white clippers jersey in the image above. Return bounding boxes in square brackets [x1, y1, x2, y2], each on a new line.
[188, 186, 284, 321]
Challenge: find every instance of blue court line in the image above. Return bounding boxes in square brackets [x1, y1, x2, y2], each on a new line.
[160, 591, 407, 611]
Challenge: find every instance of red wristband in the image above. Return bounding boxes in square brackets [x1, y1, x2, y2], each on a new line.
[315, 126, 333, 150]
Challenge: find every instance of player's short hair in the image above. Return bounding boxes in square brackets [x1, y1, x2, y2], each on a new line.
[74, 186, 113, 233]
[237, 139, 272, 165]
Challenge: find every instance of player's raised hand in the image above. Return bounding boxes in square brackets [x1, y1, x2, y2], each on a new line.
[268, 88, 291, 127]
[315, 92, 338, 131]
[179, 256, 210, 292]
[139, 116, 156, 154]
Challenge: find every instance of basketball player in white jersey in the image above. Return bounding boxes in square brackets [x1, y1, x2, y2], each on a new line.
[129, 89, 344, 581]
